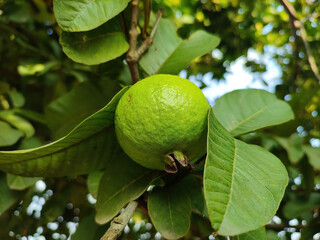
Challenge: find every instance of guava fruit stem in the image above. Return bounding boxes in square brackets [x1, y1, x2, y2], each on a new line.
[164, 154, 178, 173]
[164, 151, 191, 173]
[172, 151, 188, 167]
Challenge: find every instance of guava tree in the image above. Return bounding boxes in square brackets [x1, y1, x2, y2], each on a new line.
[0, 0, 319, 240]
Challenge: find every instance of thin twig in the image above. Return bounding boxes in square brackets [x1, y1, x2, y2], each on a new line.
[120, 12, 129, 40]
[100, 201, 138, 240]
[126, 1, 163, 84]
[142, 0, 152, 39]
[137, 9, 163, 57]
[266, 223, 304, 231]
[278, 0, 320, 83]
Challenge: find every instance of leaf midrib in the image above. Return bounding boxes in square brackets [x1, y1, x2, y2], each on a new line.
[65, 32, 123, 47]
[69, 0, 96, 29]
[168, 193, 174, 232]
[155, 38, 183, 74]
[228, 103, 273, 134]
[220, 138, 237, 227]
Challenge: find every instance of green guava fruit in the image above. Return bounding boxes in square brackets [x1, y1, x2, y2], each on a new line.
[114, 74, 210, 173]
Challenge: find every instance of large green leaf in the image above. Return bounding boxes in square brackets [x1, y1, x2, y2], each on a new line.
[213, 89, 294, 136]
[139, 19, 220, 75]
[0, 88, 128, 177]
[53, 0, 130, 32]
[302, 145, 320, 170]
[204, 109, 288, 236]
[45, 81, 109, 139]
[274, 134, 304, 164]
[231, 227, 267, 240]
[60, 19, 129, 65]
[0, 121, 23, 147]
[95, 153, 160, 224]
[148, 186, 192, 239]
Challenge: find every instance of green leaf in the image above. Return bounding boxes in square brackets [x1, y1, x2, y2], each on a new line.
[232, 227, 267, 240]
[95, 153, 160, 224]
[148, 185, 192, 239]
[6, 174, 40, 190]
[42, 185, 72, 222]
[213, 89, 294, 136]
[12, 108, 46, 125]
[45, 81, 109, 139]
[53, 0, 130, 32]
[71, 213, 105, 240]
[8, 91, 25, 108]
[266, 231, 281, 240]
[60, 19, 129, 65]
[274, 134, 304, 164]
[18, 137, 43, 150]
[0, 88, 128, 177]
[0, 110, 35, 138]
[177, 175, 205, 214]
[0, 121, 23, 147]
[204, 109, 288, 236]
[282, 193, 320, 219]
[302, 145, 320, 170]
[139, 19, 220, 75]
[0, 174, 22, 215]
[87, 171, 104, 199]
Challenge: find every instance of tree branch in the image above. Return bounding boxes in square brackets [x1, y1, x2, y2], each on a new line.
[278, 0, 320, 83]
[100, 201, 138, 240]
[266, 223, 304, 231]
[137, 9, 163, 57]
[126, 0, 140, 84]
[126, 1, 163, 84]
[142, 0, 152, 39]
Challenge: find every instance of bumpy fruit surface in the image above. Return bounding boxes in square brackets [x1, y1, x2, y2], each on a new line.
[114, 74, 210, 171]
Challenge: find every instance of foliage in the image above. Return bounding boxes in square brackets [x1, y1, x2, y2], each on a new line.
[0, 0, 319, 240]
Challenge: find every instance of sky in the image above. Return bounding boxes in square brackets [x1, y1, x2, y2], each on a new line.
[181, 47, 282, 105]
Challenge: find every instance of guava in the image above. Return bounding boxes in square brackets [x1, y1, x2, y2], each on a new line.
[114, 74, 210, 173]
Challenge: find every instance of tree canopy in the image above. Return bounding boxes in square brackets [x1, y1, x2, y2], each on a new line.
[0, 0, 319, 239]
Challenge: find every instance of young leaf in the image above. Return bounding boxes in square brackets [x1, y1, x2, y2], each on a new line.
[60, 19, 129, 65]
[139, 19, 220, 75]
[95, 153, 160, 224]
[53, 0, 130, 32]
[148, 185, 192, 240]
[0, 88, 128, 177]
[0, 121, 23, 147]
[213, 89, 294, 136]
[302, 145, 320, 170]
[204, 109, 288, 236]
[274, 134, 304, 164]
[231, 227, 267, 240]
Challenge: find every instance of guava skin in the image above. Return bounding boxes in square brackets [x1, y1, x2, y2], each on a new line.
[114, 74, 210, 171]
